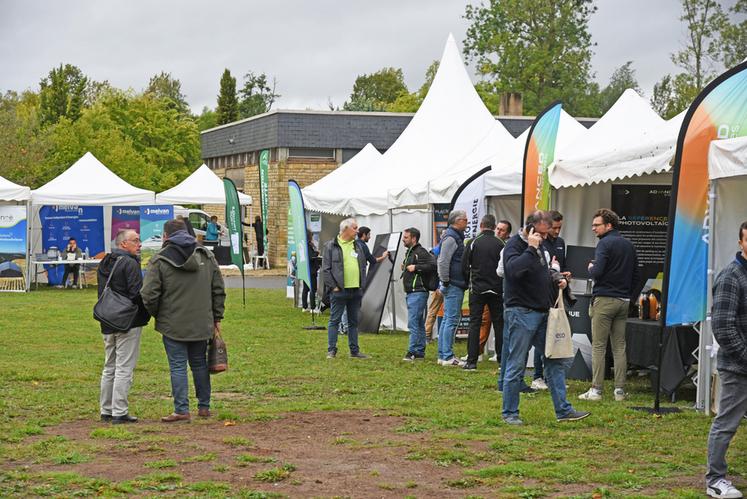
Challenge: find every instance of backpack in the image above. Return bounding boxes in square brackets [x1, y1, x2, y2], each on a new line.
[422, 268, 439, 291]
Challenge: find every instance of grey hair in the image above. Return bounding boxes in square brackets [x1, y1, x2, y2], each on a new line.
[114, 229, 136, 246]
[339, 217, 358, 234]
[448, 210, 467, 225]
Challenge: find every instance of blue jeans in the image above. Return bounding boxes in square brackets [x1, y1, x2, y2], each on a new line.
[328, 288, 361, 354]
[498, 319, 510, 390]
[437, 285, 465, 361]
[162, 336, 211, 415]
[502, 307, 574, 420]
[406, 291, 429, 356]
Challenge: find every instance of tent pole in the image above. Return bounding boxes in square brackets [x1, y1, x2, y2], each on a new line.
[700, 183, 717, 414]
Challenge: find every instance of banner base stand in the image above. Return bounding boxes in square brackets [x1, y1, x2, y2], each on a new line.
[303, 312, 326, 331]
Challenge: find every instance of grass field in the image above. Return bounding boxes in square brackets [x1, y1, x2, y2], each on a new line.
[0, 288, 744, 498]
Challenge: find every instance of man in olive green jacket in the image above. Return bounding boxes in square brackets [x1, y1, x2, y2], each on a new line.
[141, 219, 226, 423]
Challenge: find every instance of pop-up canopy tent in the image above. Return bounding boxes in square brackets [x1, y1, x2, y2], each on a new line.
[156, 164, 252, 205]
[0, 175, 31, 201]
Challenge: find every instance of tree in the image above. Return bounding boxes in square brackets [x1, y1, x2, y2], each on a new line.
[39, 64, 89, 127]
[598, 61, 641, 114]
[145, 71, 189, 115]
[0, 91, 52, 186]
[651, 73, 698, 119]
[718, 0, 747, 68]
[216, 69, 238, 125]
[343, 67, 408, 111]
[463, 0, 598, 116]
[238, 71, 280, 119]
[385, 61, 440, 113]
[196, 106, 219, 131]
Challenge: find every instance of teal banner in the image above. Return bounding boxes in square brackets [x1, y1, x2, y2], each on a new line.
[223, 178, 245, 305]
[288, 180, 310, 288]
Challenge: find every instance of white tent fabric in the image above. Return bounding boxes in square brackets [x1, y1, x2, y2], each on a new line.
[157, 164, 252, 205]
[709, 135, 747, 180]
[303, 144, 383, 215]
[0, 175, 30, 201]
[551, 90, 678, 188]
[32, 152, 155, 205]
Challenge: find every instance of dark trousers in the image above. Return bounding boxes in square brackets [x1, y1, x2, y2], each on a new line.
[466, 291, 503, 364]
[62, 264, 80, 287]
[302, 272, 318, 309]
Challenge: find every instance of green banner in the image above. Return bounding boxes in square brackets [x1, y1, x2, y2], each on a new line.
[223, 178, 245, 304]
[288, 180, 310, 288]
[258, 149, 270, 255]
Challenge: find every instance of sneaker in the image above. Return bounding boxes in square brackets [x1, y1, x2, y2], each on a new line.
[350, 352, 370, 359]
[531, 378, 549, 390]
[503, 416, 524, 426]
[439, 357, 465, 367]
[520, 385, 538, 394]
[557, 410, 591, 422]
[489, 354, 498, 362]
[403, 352, 416, 362]
[460, 354, 483, 362]
[462, 362, 477, 371]
[326, 350, 337, 359]
[707, 478, 743, 498]
[578, 388, 602, 401]
[614, 388, 627, 401]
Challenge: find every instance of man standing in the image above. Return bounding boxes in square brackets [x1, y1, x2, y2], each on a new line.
[502, 211, 589, 425]
[97, 229, 149, 424]
[705, 221, 747, 499]
[141, 219, 226, 423]
[579, 208, 639, 402]
[462, 215, 504, 371]
[322, 218, 370, 359]
[436, 210, 469, 367]
[401, 227, 436, 361]
[495, 220, 512, 242]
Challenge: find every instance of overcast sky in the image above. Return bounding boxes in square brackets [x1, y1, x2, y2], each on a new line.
[0, 0, 723, 115]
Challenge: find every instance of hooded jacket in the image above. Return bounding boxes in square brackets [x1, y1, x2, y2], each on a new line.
[141, 230, 226, 342]
[96, 248, 150, 334]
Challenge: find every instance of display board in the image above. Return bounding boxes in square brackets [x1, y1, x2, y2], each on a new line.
[432, 204, 450, 246]
[111, 206, 140, 244]
[139, 205, 173, 268]
[0, 205, 27, 291]
[359, 232, 401, 333]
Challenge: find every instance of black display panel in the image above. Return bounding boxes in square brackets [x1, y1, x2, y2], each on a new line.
[565, 245, 596, 280]
[359, 233, 400, 333]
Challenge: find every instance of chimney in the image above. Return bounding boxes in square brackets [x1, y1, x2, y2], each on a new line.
[499, 92, 523, 116]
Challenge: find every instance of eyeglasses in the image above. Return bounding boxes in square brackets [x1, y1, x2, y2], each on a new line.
[127, 238, 141, 244]
[591, 223, 604, 228]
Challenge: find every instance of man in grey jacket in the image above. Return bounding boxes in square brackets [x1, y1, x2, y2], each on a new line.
[705, 221, 747, 499]
[141, 219, 226, 423]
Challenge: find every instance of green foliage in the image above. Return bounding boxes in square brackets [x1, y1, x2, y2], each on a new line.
[39, 64, 89, 127]
[597, 61, 641, 115]
[385, 61, 440, 113]
[464, 0, 598, 116]
[651, 73, 698, 119]
[718, 0, 747, 67]
[196, 106, 219, 131]
[145, 71, 190, 115]
[238, 71, 280, 119]
[344, 67, 408, 111]
[217, 68, 239, 125]
[0, 91, 52, 185]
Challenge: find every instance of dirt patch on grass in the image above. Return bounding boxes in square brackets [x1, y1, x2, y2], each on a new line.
[4, 410, 503, 497]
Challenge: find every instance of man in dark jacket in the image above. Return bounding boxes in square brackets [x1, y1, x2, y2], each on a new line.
[501, 211, 589, 425]
[141, 219, 226, 423]
[705, 221, 747, 499]
[579, 208, 640, 402]
[97, 229, 149, 424]
[462, 214, 505, 371]
[401, 227, 436, 361]
[436, 210, 469, 367]
[322, 218, 370, 359]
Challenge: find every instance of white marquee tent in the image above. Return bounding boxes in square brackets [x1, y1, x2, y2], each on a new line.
[0, 176, 31, 201]
[156, 164, 252, 205]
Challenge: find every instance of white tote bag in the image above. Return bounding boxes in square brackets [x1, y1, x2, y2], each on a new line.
[545, 289, 574, 359]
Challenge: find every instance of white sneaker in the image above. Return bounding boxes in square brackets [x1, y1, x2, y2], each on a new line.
[531, 378, 548, 390]
[439, 357, 465, 367]
[489, 354, 498, 362]
[707, 478, 743, 498]
[578, 388, 602, 401]
[459, 354, 483, 362]
[614, 388, 626, 401]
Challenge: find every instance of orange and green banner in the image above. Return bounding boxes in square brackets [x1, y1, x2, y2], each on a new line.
[663, 62, 747, 326]
[521, 101, 562, 221]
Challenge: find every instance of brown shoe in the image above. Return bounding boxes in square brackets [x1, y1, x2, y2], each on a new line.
[198, 408, 211, 418]
[161, 412, 191, 423]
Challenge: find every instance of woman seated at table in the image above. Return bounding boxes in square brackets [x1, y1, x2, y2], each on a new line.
[62, 238, 82, 288]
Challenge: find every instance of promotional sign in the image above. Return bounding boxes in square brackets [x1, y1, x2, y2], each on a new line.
[40, 205, 105, 285]
[432, 203, 450, 246]
[612, 185, 670, 298]
[449, 166, 492, 241]
[223, 178, 245, 304]
[0, 205, 27, 291]
[259, 149, 270, 256]
[288, 180, 310, 289]
[663, 61, 747, 326]
[139, 205, 173, 268]
[521, 101, 562, 221]
[111, 206, 140, 244]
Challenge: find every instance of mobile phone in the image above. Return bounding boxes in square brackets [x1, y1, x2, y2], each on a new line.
[525, 223, 535, 233]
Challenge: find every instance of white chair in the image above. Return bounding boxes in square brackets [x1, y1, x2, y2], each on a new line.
[253, 244, 269, 270]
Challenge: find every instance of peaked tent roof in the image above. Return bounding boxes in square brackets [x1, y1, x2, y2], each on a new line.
[302, 143, 383, 215]
[550, 89, 674, 188]
[31, 152, 155, 205]
[156, 164, 252, 205]
[0, 175, 31, 201]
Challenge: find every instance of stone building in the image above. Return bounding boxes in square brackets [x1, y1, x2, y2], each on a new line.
[200, 109, 595, 267]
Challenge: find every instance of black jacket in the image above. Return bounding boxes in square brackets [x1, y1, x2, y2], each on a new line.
[462, 230, 504, 295]
[322, 237, 369, 290]
[544, 235, 566, 270]
[590, 229, 640, 299]
[502, 233, 559, 311]
[401, 243, 436, 293]
[96, 249, 150, 334]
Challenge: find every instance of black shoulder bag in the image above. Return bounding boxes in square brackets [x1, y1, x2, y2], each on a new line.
[93, 257, 138, 332]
